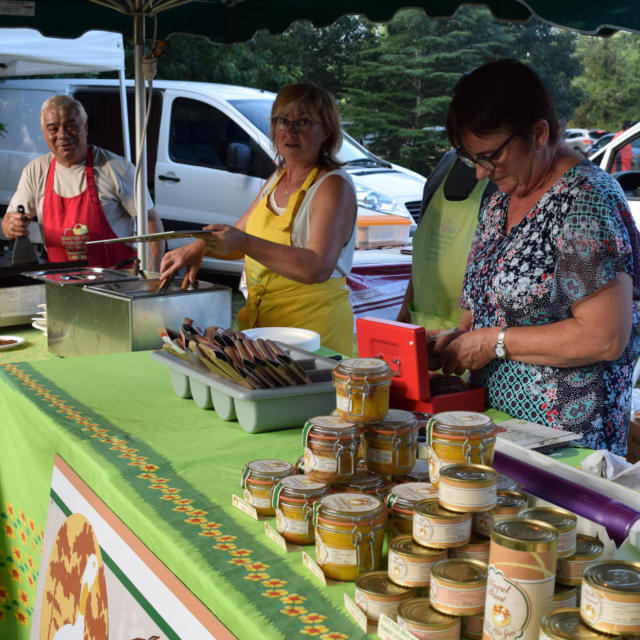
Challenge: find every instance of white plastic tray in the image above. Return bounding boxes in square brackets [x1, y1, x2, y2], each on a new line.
[151, 346, 339, 433]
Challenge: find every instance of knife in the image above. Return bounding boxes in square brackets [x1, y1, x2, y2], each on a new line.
[11, 205, 39, 265]
[86, 229, 210, 245]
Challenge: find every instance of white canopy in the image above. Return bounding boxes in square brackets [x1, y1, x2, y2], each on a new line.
[0, 29, 125, 76]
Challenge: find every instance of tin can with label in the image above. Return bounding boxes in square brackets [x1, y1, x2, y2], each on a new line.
[313, 492, 387, 581]
[580, 561, 640, 634]
[397, 598, 461, 640]
[449, 533, 490, 563]
[302, 415, 361, 483]
[430, 557, 488, 616]
[332, 357, 391, 423]
[413, 499, 472, 549]
[473, 490, 529, 537]
[387, 482, 439, 539]
[354, 570, 414, 622]
[520, 506, 577, 558]
[484, 518, 558, 640]
[541, 607, 621, 639]
[462, 612, 484, 639]
[553, 584, 578, 610]
[241, 459, 294, 516]
[388, 534, 448, 588]
[425, 411, 497, 487]
[363, 409, 419, 475]
[271, 474, 329, 545]
[438, 463, 497, 512]
[556, 535, 604, 587]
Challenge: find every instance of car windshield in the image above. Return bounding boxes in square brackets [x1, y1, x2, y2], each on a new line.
[230, 98, 391, 168]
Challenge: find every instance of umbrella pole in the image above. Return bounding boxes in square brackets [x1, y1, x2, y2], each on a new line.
[134, 12, 149, 271]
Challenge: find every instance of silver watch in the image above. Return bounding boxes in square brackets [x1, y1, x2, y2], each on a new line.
[494, 327, 508, 359]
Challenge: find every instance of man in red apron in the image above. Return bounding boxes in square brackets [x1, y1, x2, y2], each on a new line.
[2, 95, 163, 268]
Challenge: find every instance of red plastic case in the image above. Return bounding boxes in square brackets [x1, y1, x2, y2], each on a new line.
[355, 316, 484, 413]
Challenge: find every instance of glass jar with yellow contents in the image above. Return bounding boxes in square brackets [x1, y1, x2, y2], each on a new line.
[386, 482, 439, 540]
[425, 411, 497, 486]
[332, 469, 390, 500]
[313, 493, 387, 581]
[241, 459, 294, 516]
[271, 475, 329, 545]
[332, 358, 391, 423]
[302, 416, 361, 483]
[363, 409, 419, 476]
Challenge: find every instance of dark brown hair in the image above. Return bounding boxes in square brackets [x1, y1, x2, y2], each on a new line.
[446, 59, 561, 150]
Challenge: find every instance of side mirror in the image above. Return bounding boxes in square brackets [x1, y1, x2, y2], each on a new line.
[226, 142, 252, 173]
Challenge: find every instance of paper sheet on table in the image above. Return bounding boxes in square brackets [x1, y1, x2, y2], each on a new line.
[581, 450, 640, 491]
[495, 418, 582, 450]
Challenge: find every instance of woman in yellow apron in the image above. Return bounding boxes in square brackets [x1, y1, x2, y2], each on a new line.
[160, 82, 357, 354]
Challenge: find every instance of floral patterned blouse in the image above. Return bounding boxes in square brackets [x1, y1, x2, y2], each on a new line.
[462, 160, 640, 454]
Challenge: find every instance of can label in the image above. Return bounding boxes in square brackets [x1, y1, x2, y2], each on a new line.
[397, 615, 460, 640]
[427, 447, 443, 485]
[439, 482, 497, 511]
[276, 509, 308, 535]
[413, 512, 471, 546]
[431, 579, 486, 613]
[388, 551, 434, 586]
[355, 590, 404, 620]
[315, 531, 357, 566]
[556, 529, 577, 557]
[581, 581, 640, 632]
[304, 447, 337, 473]
[243, 488, 270, 509]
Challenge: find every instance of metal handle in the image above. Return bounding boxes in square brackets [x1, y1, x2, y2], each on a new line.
[159, 174, 180, 182]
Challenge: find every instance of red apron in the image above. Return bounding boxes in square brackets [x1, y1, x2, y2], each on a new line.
[43, 147, 137, 268]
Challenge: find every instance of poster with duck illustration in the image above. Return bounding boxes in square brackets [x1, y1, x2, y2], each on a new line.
[30, 455, 235, 640]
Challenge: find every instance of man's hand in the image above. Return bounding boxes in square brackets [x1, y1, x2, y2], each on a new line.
[2, 209, 32, 239]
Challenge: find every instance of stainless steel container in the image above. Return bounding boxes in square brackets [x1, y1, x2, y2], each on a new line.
[26, 268, 231, 356]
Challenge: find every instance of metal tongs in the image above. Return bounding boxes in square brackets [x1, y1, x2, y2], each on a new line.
[156, 272, 192, 293]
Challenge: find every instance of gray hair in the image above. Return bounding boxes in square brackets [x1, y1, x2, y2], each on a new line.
[40, 95, 88, 128]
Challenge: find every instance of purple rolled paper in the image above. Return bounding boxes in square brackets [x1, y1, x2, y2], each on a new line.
[493, 450, 640, 546]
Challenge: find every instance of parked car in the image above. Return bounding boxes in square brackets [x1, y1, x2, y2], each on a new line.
[0, 78, 425, 273]
[589, 132, 615, 153]
[564, 128, 607, 155]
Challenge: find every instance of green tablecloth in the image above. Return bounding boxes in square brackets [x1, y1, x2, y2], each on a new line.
[0, 351, 364, 639]
[0, 325, 54, 364]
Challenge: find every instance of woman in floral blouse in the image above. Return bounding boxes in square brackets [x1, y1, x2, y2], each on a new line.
[435, 60, 640, 455]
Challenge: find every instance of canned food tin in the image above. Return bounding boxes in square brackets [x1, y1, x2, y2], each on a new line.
[271, 475, 329, 545]
[332, 357, 391, 423]
[520, 507, 577, 558]
[580, 561, 640, 634]
[541, 607, 620, 639]
[413, 499, 472, 549]
[332, 469, 390, 500]
[313, 492, 387, 581]
[425, 411, 497, 486]
[354, 570, 414, 622]
[496, 473, 522, 492]
[388, 534, 448, 588]
[430, 557, 487, 616]
[363, 409, 419, 475]
[484, 518, 558, 640]
[556, 535, 605, 587]
[449, 532, 490, 563]
[241, 459, 294, 516]
[462, 612, 484, 639]
[553, 584, 578, 610]
[395, 458, 431, 483]
[473, 490, 529, 537]
[302, 415, 361, 483]
[397, 598, 461, 640]
[438, 464, 497, 512]
[387, 482, 439, 538]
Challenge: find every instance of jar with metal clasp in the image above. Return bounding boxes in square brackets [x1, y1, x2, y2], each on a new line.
[241, 459, 294, 516]
[271, 474, 329, 545]
[332, 469, 390, 500]
[302, 415, 361, 483]
[386, 482, 439, 540]
[332, 357, 391, 423]
[425, 410, 497, 486]
[363, 409, 420, 475]
[313, 492, 387, 581]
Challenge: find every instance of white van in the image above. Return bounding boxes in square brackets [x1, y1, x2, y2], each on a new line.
[0, 78, 424, 273]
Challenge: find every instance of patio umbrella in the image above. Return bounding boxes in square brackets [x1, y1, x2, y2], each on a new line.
[2, 0, 639, 267]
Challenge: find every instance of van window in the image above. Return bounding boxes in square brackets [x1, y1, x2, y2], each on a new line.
[0, 89, 52, 153]
[170, 98, 271, 178]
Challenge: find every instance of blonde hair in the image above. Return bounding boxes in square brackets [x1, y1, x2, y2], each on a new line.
[40, 95, 88, 128]
[270, 82, 343, 170]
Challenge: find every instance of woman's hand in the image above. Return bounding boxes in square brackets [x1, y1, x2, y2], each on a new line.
[159, 239, 207, 283]
[437, 327, 500, 375]
[201, 224, 247, 257]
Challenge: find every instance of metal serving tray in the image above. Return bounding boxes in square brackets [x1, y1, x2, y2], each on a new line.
[151, 347, 339, 434]
[23, 267, 139, 286]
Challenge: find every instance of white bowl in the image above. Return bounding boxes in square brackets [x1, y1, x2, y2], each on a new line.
[241, 327, 321, 352]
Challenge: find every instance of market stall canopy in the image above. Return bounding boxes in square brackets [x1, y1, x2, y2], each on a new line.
[0, 0, 639, 39]
[0, 28, 125, 76]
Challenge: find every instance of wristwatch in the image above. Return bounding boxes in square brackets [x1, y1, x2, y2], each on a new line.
[494, 327, 508, 359]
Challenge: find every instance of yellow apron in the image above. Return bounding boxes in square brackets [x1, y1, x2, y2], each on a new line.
[410, 165, 487, 330]
[238, 166, 354, 354]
